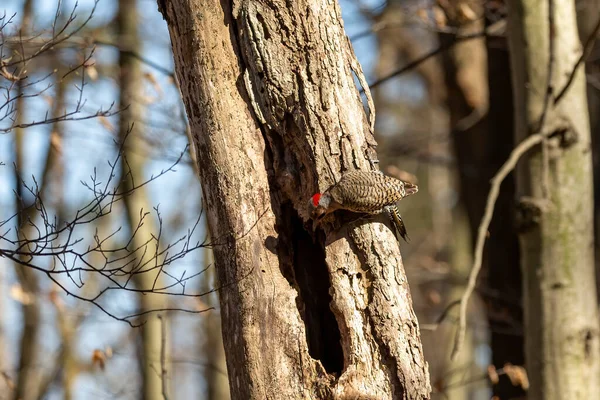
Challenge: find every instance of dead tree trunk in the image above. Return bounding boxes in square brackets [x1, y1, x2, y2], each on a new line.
[507, 0, 600, 397]
[158, 1, 430, 399]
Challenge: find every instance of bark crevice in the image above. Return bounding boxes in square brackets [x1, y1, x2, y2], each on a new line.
[280, 203, 344, 375]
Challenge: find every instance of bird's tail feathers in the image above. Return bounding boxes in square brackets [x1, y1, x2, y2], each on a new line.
[386, 205, 410, 243]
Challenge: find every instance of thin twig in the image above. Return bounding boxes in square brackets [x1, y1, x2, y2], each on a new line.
[554, 15, 600, 104]
[364, 19, 506, 92]
[419, 299, 460, 331]
[158, 314, 169, 400]
[451, 133, 544, 360]
[93, 40, 174, 77]
[450, 6, 598, 362]
[363, 31, 485, 92]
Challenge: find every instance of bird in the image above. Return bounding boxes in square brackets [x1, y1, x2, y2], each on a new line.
[307, 170, 418, 242]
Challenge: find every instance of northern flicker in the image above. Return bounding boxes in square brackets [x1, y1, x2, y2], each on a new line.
[308, 170, 418, 242]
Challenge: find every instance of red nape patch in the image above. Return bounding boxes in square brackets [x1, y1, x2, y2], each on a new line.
[311, 193, 321, 207]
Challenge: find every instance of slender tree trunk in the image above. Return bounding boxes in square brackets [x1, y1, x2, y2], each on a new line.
[436, 6, 491, 398]
[201, 246, 230, 400]
[439, 1, 525, 396]
[484, 10, 525, 400]
[507, 0, 600, 398]
[158, 1, 430, 398]
[577, 1, 600, 290]
[13, 2, 41, 398]
[13, 49, 70, 400]
[372, 4, 479, 397]
[39, 62, 69, 400]
[117, 1, 167, 398]
[56, 298, 77, 400]
[437, 0, 490, 274]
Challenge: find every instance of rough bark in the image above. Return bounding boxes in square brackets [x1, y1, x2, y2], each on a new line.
[117, 1, 167, 398]
[158, 0, 430, 399]
[507, 0, 600, 398]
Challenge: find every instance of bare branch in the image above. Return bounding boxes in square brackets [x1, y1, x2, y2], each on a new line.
[450, 10, 600, 363]
[0, 137, 215, 325]
[450, 133, 543, 360]
[364, 19, 505, 92]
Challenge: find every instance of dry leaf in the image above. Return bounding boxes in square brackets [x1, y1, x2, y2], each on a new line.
[426, 289, 442, 305]
[49, 286, 64, 312]
[143, 71, 162, 95]
[92, 349, 107, 370]
[487, 365, 500, 385]
[504, 363, 529, 390]
[417, 8, 429, 23]
[86, 64, 98, 81]
[10, 284, 33, 305]
[99, 115, 114, 131]
[433, 6, 447, 28]
[42, 94, 54, 107]
[458, 3, 477, 22]
[141, 94, 158, 105]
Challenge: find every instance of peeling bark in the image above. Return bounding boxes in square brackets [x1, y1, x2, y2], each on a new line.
[158, 1, 430, 398]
